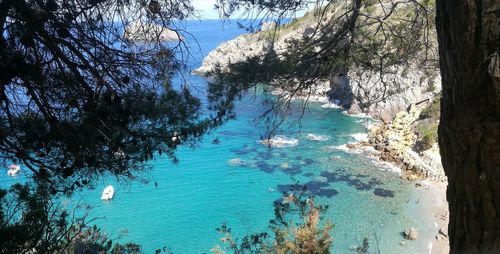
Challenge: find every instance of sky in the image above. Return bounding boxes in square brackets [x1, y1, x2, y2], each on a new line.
[191, 0, 310, 20]
[191, 0, 222, 19]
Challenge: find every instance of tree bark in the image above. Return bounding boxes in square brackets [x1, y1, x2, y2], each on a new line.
[436, 1, 500, 253]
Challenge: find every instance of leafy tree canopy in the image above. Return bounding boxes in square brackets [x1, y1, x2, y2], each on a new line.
[0, 0, 235, 193]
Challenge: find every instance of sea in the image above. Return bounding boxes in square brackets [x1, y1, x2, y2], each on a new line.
[1, 20, 439, 253]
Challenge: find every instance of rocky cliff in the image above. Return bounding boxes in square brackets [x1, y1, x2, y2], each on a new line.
[194, 2, 441, 122]
[367, 102, 444, 180]
[194, 2, 443, 179]
[124, 20, 181, 42]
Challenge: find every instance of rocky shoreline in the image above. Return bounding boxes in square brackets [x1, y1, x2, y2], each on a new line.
[280, 90, 445, 182]
[345, 104, 445, 181]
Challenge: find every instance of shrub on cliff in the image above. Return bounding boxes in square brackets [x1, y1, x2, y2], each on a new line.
[212, 193, 334, 254]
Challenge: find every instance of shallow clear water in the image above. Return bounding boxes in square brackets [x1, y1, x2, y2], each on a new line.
[1, 20, 436, 253]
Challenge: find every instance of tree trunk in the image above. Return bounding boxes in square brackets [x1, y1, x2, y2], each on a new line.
[436, 1, 500, 253]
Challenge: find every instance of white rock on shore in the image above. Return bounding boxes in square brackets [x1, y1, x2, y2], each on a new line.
[404, 228, 419, 240]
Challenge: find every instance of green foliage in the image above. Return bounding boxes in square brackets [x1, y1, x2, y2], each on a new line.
[425, 82, 436, 93]
[212, 192, 333, 254]
[259, 9, 315, 40]
[415, 122, 438, 150]
[0, 182, 169, 254]
[0, 182, 71, 253]
[0, 0, 234, 192]
[414, 98, 440, 150]
[364, 0, 378, 7]
[64, 225, 114, 254]
[419, 98, 441, 120]
[110, 243, 143, 254]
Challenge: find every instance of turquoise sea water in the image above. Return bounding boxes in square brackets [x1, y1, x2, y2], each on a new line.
[1, 20, 436, 253]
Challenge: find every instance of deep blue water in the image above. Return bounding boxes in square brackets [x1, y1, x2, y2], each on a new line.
[1, 20, 436, 253]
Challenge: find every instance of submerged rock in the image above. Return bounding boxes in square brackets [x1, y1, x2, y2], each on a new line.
[373, 188, 395, 198]
[227, 158, 245, 166]
[404, 228, 418, 240]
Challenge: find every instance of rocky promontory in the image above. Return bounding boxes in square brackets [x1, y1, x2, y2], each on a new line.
[124, 20, 181, 42]
[194, 3, 441, 122]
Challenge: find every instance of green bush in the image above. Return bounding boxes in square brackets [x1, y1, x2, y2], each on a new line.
[419, 97, 440, 120]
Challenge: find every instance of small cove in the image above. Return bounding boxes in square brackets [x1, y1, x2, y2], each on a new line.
[0, 20, 439, 254]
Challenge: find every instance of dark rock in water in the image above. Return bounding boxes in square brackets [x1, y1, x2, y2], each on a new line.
[320, 171, 351, 183]
[255, 161, 277, 174]
[279, 152, 287, 158]
[305, 180, 329, 190]
[304, 172, 315, 177]
[368, 178, 383, 186]
[320, 171, 385, 192]
[304, 158, 314, 165]
[257, 151, 273, 160]
[320, 171, 337, 182]
[374, 188, 395, 198]
[231, 146, 257, 155]
[282, 164, 302, 175]
[295, 156, 303, 160]
[316, 188, 339, 197]
[349, 178, 372, 191]
[277, 181, 337, 198]
[277, 183, 305, 193]
[355, 173, 369, 178]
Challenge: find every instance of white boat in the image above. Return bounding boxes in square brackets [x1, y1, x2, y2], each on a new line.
[101, 185, 115, 200]
[7, 164, 20, 176]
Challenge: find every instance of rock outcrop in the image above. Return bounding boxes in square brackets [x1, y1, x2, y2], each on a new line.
[124, 21, 181, 42]
[404, 228, 419, 240]
[367, 103, 444, 180]
[194, 4, 441, 120]
[193, 33, 271, 74]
